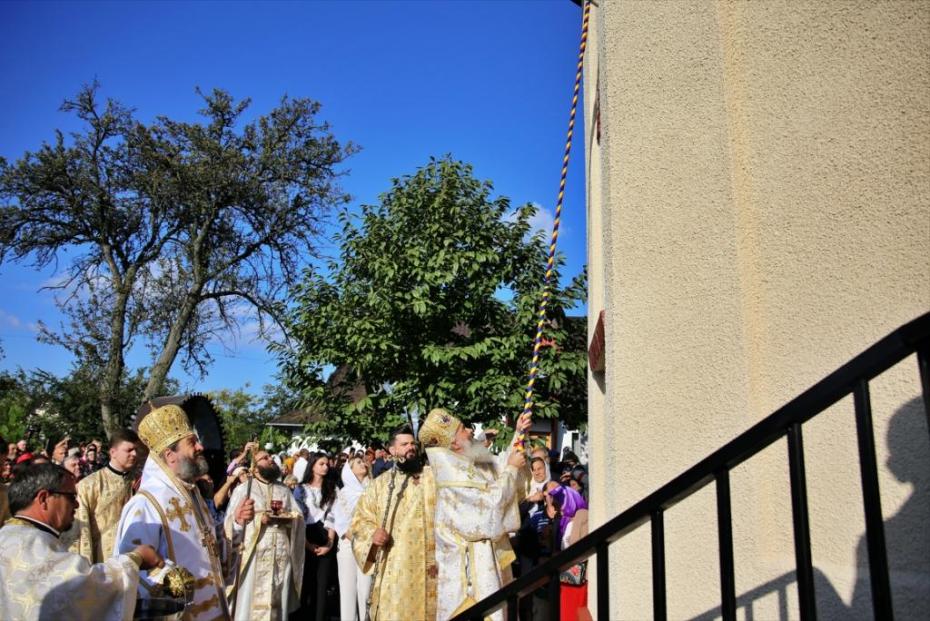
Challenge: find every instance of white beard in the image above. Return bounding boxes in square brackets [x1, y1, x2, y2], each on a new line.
[462, 438, 495, 464]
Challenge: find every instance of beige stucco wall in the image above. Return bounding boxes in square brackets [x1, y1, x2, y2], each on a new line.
[585, 1, 929, 619]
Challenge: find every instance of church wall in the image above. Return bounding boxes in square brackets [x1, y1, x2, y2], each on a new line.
[584, 1, 929, 618]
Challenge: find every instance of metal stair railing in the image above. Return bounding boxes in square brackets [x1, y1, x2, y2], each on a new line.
[451, 310, 930, 621]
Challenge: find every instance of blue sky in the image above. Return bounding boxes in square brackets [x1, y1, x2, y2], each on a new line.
[0, 0, 587, 395]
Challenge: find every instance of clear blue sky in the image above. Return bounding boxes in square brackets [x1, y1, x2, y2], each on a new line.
[0, 0, 588, 395]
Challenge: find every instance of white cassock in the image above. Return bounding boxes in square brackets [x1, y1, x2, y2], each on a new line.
[224, 479, 305, 621]
[0, 516, 140, 621]
[428, 445, 526, 621]
[114, 458, 230, 620]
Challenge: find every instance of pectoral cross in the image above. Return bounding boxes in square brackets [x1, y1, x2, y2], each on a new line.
[166, 498, 192, 532]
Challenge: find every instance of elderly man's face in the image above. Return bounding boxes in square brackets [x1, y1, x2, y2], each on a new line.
[453, 424, 473, 449]
[64, 458, 82, 478]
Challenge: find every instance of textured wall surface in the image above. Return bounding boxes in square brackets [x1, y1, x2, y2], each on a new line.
[585, 1, 929, 618]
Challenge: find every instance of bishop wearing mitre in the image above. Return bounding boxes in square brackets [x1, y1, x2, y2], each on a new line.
[420, 408, 530, 621]
[113, 403, 230, 620]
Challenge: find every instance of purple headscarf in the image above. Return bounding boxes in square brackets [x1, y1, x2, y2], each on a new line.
[548, 485, 588, 543]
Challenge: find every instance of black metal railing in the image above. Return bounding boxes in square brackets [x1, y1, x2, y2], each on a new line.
[451, 311, 930, 621]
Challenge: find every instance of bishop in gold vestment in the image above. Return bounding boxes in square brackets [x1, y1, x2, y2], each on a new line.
[350, 458, 438, 620]
[419, 408, 529, 621]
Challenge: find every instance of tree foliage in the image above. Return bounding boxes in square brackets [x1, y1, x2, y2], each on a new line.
[0, 83, 356, 433]
[278, 157, 586, 444]
[208, 384, 299, 453]
[0, 365, 177, 445]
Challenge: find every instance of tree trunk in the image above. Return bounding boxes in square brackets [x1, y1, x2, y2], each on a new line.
[142, 293, 199, 401]
[100, 289, 130, 437]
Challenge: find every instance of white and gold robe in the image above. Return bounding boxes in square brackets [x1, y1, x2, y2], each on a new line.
[428, 447, 526, 621]
[224, 479, 304, 621]
[350, 465, 438, 621]
[65, 465, 134, 563]
[0, 516, 140, 621]
[114, 458, 230, 621]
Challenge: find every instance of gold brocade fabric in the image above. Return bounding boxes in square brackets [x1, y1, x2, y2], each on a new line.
[428, 447, 526, 621]
[349, 466, 438, 621]
[64, 466, 133, 563]
[0, 518, 140, 621]
[224, 480, 305, 621]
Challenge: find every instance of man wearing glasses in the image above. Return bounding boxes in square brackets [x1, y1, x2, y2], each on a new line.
[0, 462, 163, 620]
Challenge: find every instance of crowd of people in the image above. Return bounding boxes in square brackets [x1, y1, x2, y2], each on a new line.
[0, 408, 590, 621]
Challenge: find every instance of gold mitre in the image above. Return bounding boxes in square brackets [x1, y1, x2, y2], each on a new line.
[138, 404, 195, 455]
[419, 408, 461, 449]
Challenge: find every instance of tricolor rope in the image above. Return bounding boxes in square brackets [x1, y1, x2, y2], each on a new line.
[515, 0, 590, 450]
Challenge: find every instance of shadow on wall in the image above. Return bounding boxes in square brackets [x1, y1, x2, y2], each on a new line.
[688, 396, 929, 621]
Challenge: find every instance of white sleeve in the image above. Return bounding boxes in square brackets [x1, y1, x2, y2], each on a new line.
[114, 494, 168, 560]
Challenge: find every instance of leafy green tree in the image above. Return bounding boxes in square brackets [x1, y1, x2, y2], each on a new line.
[208, 386, 266, 453]
[0, 365, 176, 446]
[0, 83, 356, 434]
[0, 371, 29, 442]
[278, 157, 586, 444]
[208, 384, 299, 452]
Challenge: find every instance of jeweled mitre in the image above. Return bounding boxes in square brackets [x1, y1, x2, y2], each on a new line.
[138, 404, 194, 454]
[418, 408, 461, 449]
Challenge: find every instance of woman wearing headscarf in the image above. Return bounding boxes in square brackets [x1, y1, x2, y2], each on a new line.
[333, 456, 373, 621]
[548, 485, 590, 621]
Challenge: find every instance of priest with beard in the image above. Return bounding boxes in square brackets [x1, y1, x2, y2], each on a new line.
[225, 449, 305, 620]
[349, 424, 438, 621]
[419, 408, 530, 621]
[114, 404, 231, 620]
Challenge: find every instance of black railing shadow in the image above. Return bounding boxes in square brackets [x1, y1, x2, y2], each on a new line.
[688, 396, 930, 621]
[687, 571, 796, 621]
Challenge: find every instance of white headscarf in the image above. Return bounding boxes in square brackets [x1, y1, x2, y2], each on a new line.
[332, 461, 369, 537]
[292, 456, 309, 483]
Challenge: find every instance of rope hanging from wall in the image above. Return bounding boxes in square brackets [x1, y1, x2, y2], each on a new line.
[515, 0, 591, 451]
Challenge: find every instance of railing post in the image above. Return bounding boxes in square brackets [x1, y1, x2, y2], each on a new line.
[507, 594, 518, 621]
[651, 509, 667, 621]
[549, 513, 561, 621]
[596, 542, 610, 621]
[716, 470, 737, 621]
[787, 423, 817, 621]
[853, 380, 894, 620]
[548, 570, 561, 621]
[918, 345, 930, 445]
